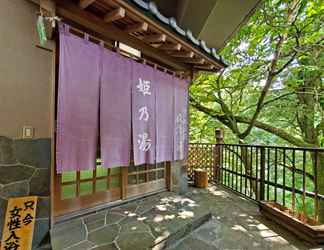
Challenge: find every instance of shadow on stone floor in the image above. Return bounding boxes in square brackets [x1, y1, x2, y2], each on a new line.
[50, 185, 323, 250]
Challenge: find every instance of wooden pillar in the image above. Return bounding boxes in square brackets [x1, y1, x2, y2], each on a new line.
[214, 129, 224, 183]
[165, 161, 171, 191]
[121, 167, 128, 199]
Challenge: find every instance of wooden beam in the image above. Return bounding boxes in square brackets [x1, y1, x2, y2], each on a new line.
[103, 7, 126, 23]
[159, 43, 181, 51]
[56, 0, 189, 71]
[171, 51, 194, 58]
[179, 58, 205, 64]
[79, 0, 96, 9]
[143, 33, 166, 43]
[125, 22, 148, 33]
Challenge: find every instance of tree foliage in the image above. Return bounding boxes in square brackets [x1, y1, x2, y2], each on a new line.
[189, 0, 324, 222]
[190, 0, 324, 148]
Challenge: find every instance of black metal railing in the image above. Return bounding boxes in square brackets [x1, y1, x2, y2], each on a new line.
[188, 143, 324, 223]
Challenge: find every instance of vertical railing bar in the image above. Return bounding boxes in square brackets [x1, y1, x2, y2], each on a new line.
[260, 147, 266, 201]
[240, 146, 243, 194]
[244, 146, 247, 196]
[235, 145, 239, 191]
[228, 145, 231, 188]
[256, 147, 259, 200]
[267, 148, 270, 201]
[224, 146, 227, 186]
[292, 149, 296, 215]
[250, 146, 253, 199]
[231, 145, 234, 189]
[283, 148, 286, 207]
[275, 148, 278, 202]
[314, 150, 319, 222]
[302, 150, 307, 218]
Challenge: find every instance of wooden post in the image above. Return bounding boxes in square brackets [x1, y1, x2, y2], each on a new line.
[214, 129, 224, 183]
[165, 161, 172, 191]
[260, 147, 266, 201]
[121, 167, 128, 199]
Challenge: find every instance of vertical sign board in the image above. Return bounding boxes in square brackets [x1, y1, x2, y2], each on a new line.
[1, 196, 38, 250]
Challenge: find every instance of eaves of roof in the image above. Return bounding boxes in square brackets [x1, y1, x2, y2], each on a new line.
[125, 0, 228, 68]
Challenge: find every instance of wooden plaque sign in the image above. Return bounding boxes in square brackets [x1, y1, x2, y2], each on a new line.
[1, 196, 38, 250]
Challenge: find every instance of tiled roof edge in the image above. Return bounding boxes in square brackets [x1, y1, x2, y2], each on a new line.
[130, 0, 227, 68]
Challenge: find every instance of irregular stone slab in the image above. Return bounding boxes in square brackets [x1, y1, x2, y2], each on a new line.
[33, 219, 50, 249]
[51, 219, 87, 250]
[0, 136, 15, 164]
[0, 180, 29, 198]
[0, 164, 34, 185]
[66, 241, 96, 250]
[167, 237, 217, 250]
[120, 219, 151, 233]
[106, 212, 126, 225]
[14, 138, 51, 169]
[117, 232, 155, 250]
[88, 224, 119, 245]
[30, 169, 50, 196]
[91, 243, 119, 250]
[83, 211, 107, 232]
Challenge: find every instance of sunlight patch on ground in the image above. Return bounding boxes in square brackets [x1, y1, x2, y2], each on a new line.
[153, 214, 164, 223]
[231, 224, 248, 233]
[257, 229, 279, 238]
[178, 210, 194, 219]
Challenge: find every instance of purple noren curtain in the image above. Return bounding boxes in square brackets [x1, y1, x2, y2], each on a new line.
[56, 24, 102, 173]
[173, 77, 189, 161]
[155, 70, 174, 162]
[132, 61, 156, 165]
[100, 50, 132, 168]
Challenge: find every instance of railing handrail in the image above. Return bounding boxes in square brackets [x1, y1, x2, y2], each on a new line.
[188, 139, 324, 223]
[189, 142, 324, 152]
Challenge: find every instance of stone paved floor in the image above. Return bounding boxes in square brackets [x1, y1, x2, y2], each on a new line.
[51, 186, 323, 250]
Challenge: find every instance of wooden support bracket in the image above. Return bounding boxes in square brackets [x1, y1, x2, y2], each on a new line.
[159, 43, 182, 51]
[104, 7, 126, 23]
[179, 58, 205, 64]
[171, 51, 194, 58]
[143, 33, 167, 43]
[125, 22, 148, 33]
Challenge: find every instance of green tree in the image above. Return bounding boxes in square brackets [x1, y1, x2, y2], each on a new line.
[189, 0, 324, 222]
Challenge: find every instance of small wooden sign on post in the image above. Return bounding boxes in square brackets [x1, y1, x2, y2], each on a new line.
[1, 196, 38, 250]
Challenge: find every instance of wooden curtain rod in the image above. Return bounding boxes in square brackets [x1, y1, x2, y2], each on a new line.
[64, 24, 186, 79]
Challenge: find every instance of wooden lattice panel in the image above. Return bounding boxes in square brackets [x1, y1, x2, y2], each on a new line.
[188, 143, 215, 181]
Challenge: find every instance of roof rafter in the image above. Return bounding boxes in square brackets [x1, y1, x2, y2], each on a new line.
[104, 7, 126, 23]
